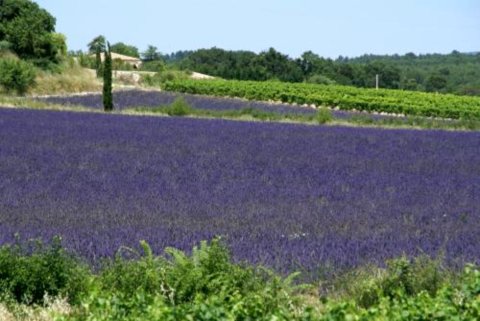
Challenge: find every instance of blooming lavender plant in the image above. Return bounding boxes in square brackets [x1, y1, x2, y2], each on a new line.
[0, 108, 479, 278]
[39, 90, 361, 119]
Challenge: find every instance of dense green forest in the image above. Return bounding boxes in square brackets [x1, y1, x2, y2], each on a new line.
[0, 0, 66, 68]
[166, 48, 480, 96]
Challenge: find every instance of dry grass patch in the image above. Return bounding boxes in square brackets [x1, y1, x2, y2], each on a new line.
[31, 66, 101, 95]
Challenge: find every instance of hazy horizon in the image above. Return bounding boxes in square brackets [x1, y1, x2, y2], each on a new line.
[36, 0, 479, 59]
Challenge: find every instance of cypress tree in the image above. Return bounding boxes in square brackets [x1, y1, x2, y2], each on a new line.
[103, 42, 113, 111]
[95, 47, 102, 78]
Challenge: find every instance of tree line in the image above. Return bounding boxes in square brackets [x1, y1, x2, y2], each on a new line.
[2, 0, 478, 97]
[170, 48, 480, 95]
[79, 40, 480, 96]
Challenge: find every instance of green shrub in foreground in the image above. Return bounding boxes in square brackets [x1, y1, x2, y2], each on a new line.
[325, 255, 453, 309]
[68, 238, 309, 321]
[0, 57, 36, 95]
[0, 236, 89, 305]
[0, 238, 479, 320]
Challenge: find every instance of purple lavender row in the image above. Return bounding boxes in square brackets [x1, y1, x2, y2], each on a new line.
[38, 90, 368, 119]
[1, 108, 479, 277]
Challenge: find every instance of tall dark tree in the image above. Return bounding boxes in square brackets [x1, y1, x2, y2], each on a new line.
[258, 48, 303, 82]
[103, 42, 113, 111]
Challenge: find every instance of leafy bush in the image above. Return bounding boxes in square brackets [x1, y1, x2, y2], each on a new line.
[141, 60, 166, 72]
[141, 70, 190, 87]
[0, 57, 36, 95]
[1, 238, 480, 320]
[99, 239, 266, 304]
[74, 238, 308, 320]
[316, 107, 333, 124]
[307, 74, 336, 85]
[162, 97, 193, 116]
[0, 236, 89, 305]
[326, 255, 452, 308]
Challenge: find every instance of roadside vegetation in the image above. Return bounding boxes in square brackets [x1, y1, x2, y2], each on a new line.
[0, 238, 479, 320]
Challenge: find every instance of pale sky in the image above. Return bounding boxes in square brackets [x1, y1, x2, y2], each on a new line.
[36, 0, 479, 58]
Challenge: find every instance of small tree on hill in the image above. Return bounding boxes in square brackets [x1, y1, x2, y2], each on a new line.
[103, 42, 113, 111]
[142, 45, 161, 62]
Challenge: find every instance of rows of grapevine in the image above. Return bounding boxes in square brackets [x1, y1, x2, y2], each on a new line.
[163, 79, 480, 120]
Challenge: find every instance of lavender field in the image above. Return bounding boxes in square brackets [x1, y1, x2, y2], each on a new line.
[39, 90, 362, 119]
[39, 90, 317, 114]
[1, 107, 479, 277]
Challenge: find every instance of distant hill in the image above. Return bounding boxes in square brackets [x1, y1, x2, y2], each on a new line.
[345, 51, 480, 95]
[165, 48, 480, 96]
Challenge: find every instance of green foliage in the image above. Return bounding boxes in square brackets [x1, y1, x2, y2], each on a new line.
[140, 60, 166, 72]
[75, 52, 95, 69]
[161, 97, 193, 116]
[0, 56, 36, 95]
[0, 0, 63, 67]
[141, 45, 161, 61]
[0, 236, 89, 305]
[110, 42, 139, 58]
[315, 108, 333, 124]
[141, 69, 190, 86]
[67, 238, 309, 321]
[51, 33, 68, 59]
[87, 35, 106, 54]
[178, 47, 303, 82]
[317, 265, 480, 320]
[364, 61, 401, 89]
[1, 238, 480, 320]
[103, 43, 113, 111]
[0, 40, 12, 52]
[171, 48, 480, 95]
[426, 73, 448, 92]
[307, 74, 336, 85]
[325, 255, 452, 309]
